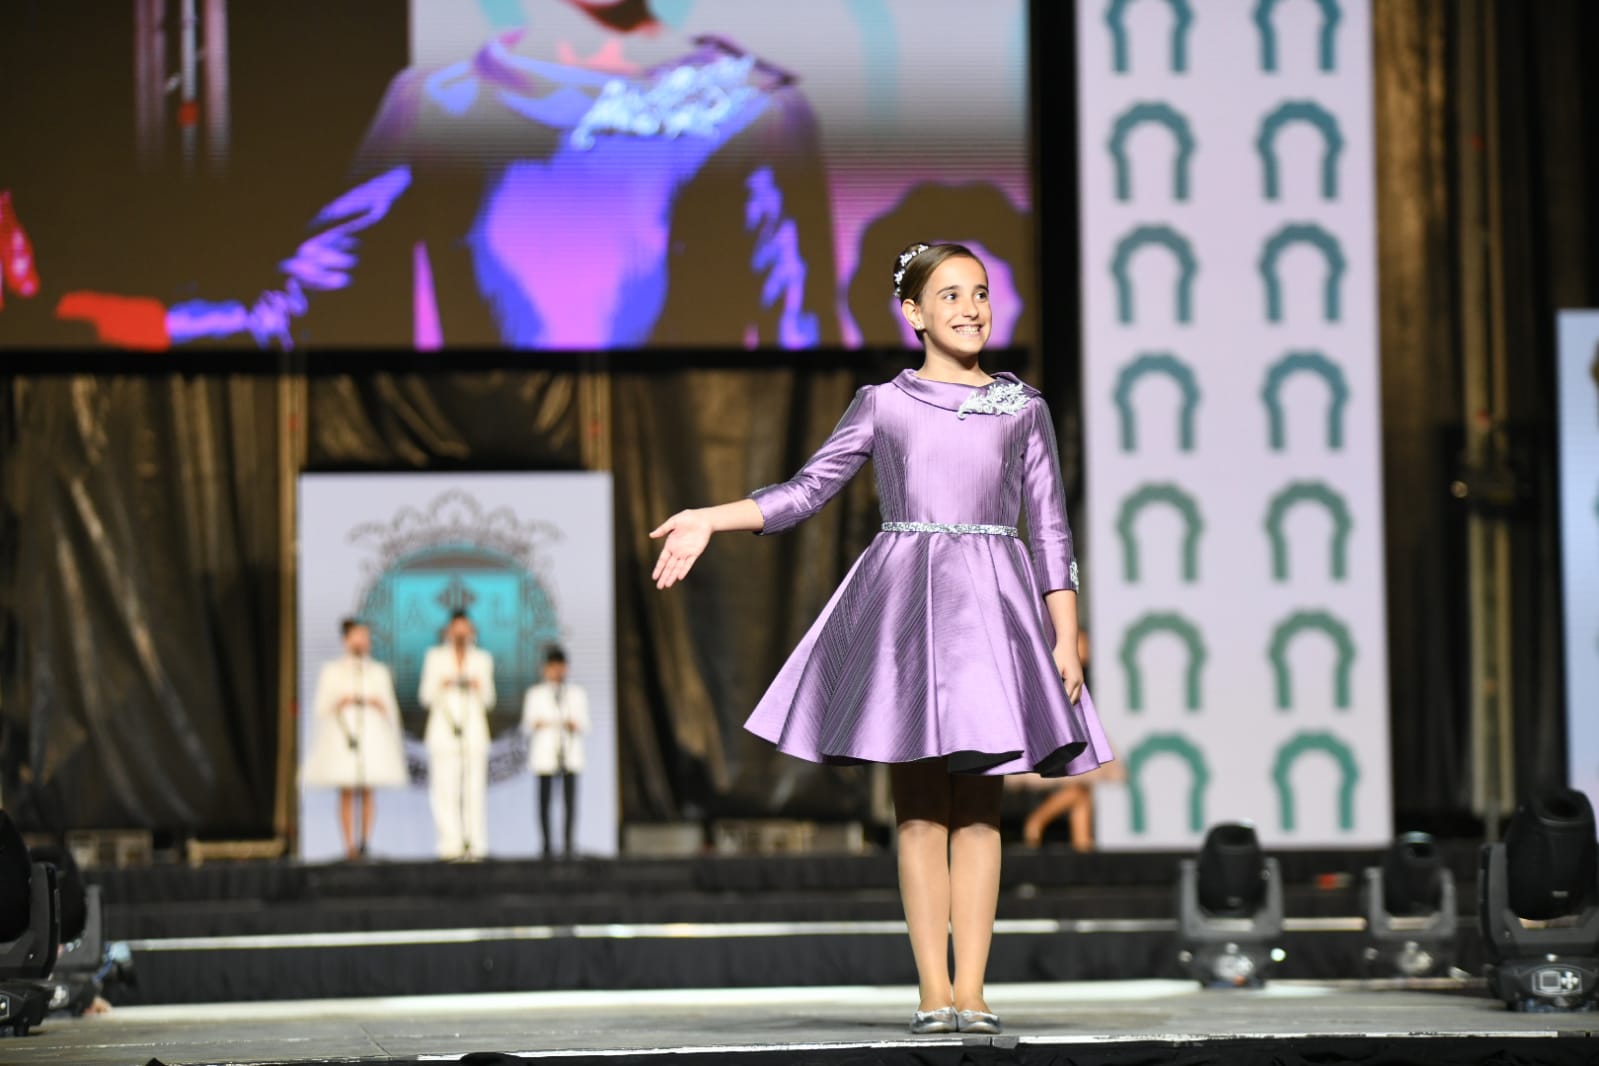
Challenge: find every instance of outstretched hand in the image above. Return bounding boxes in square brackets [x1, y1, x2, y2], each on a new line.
[650, 509, 712, 589]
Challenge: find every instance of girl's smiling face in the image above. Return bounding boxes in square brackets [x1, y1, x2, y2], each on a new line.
[901, 254, 991, 358]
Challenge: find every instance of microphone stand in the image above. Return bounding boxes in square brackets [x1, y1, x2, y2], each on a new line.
[556, 683, 571, 859]
[555, 683, 567, 779]
[335, 658, 366, 862]
[454, 657, 471, 861]
[355, 657, 368, 859]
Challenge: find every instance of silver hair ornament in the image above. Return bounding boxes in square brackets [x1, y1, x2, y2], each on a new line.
[892, 243, 930, 298]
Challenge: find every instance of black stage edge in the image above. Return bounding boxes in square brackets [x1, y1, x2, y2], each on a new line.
[123, 928, 1491, 1005]
[91, 848, 1465, 907]
[110, 1035, 1599, 1066]
[89, 850, 1497, 1005]
[327, 1039, 1599, 1066]
[121, 1041, 1597, 1066]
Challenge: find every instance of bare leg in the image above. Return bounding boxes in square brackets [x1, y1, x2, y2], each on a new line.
[949, 773, 1003, 1014]
[337, 789, 356, 859]
[359, 787, 376, 852]
[1066, 786, 1095, 852]
[1022, 784, 1079, 847]
[891, 760, 954, 1012]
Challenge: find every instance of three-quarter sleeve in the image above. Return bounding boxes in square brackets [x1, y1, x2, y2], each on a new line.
[1020, 398, 1080, 594]
[749, 385, 876, 535]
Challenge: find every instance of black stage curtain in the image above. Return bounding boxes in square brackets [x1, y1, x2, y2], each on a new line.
[305, 372, 581, 471]
[1478, 0, 1599, 803]
[1371, 0, 1474, 824]
[610, 369, 883, 820]
[1373, 0, 1599, 823]
[0, 376, 281, 834]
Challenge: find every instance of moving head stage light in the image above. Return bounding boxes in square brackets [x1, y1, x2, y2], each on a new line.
[1176, 823, 1285, 988]
[30, 843, 105, 1017]
[1480, 789, 1599, 1012]
[1363, 831, 1458, 978]
[0, 812, 60, 1036]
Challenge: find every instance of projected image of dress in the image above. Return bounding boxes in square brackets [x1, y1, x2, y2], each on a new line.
[0, 0, 1032, 353]
[171, 6, 838, 350]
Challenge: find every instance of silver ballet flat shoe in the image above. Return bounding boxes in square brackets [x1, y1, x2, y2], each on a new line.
[957, 1009, 1002, 1034]
[908, 1006, 958, 1034]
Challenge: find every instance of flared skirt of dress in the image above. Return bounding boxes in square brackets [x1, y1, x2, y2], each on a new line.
[745, 532, 1114, 776]
[302, 713, 411, 788]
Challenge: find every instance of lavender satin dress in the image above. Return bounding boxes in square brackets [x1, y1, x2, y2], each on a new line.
[745, 370, 1114, 777]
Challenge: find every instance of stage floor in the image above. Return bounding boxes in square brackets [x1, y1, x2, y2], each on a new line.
[7, 980, 1598, 1065]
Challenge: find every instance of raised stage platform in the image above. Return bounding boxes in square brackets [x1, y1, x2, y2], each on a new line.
[87, 848, 1492, 1004]
[8, 981, 1599, 1066]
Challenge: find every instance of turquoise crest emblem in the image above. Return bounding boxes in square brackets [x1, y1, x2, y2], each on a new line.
[349, 489, 563, 783]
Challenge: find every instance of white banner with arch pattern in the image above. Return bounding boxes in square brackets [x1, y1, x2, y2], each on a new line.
[1076, 0, 1392, 847]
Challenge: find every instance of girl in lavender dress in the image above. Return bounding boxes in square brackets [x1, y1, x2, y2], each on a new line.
[650, 242, 1113, 1035]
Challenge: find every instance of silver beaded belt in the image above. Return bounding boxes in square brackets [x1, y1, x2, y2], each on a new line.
[881, 522, 1019, 537]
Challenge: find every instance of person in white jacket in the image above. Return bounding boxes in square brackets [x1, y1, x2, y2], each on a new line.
[418, 610, 496, 859]
[521, 646, 590, 859]
[302, 618, 409, 860]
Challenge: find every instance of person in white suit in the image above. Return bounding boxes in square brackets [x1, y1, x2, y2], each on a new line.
[418, 610, 495, 860]
[302, 618, 409, 860]
[521, 646, 590, 859]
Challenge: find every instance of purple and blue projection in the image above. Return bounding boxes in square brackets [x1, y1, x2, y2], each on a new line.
[7, 1, 1032, 353]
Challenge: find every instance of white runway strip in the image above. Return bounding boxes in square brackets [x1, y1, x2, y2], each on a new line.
[124, 916, 1367, 952]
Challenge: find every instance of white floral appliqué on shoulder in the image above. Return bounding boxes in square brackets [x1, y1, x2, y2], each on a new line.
[956, 380, 1031, 420]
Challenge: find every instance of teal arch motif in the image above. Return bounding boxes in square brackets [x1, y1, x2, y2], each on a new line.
[1110, 102, 1196, 201]
[1106, 0, 1195, 74]
[1264, 481, 1352, 581]
[1272, 731, 1359, 831]
[1259, 223, 1345, 322]
[1257, 101, 1344, 200]
[1268, 609, 1356, 709]
[1120, 612, 1206, 711]
[1253, 0, 1341, 72]
[1113, 225, 1198, 324]
[1114, 353, 1200, 452]
[1261, 351, 1348, 451]
[1127, 733, 1209, 833]
[360, 543, 562, 723]
[1117, 484, 1203, 583]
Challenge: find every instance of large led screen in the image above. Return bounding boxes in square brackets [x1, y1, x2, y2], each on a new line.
[0, 0, 1031, 353]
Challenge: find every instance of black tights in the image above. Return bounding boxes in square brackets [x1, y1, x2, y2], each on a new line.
[538, 772, 577, 855]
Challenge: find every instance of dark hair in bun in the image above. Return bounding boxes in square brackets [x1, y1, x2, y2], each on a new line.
[892, 242, 983, 302]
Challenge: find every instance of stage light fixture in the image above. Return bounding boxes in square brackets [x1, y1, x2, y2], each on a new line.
[0, 812, 61, 1035]
[0, 816, 28, 944]
[27, 846, 84, 946]
[1176, 823, 1285, 988]
[1479, 789, 1599, 1012]
[1362, 831, 1458, 978]
[31, 843, 105, 1016]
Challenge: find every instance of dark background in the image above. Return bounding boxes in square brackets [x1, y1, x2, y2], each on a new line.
[2, 0, 1598, 841]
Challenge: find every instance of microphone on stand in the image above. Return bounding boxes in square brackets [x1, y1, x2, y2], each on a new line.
[354, 655, 368, 858]
[452, 673, 468, 738]
[555, 682, 566, 771]
[353, 658, 366, 748]
[454, 664, 470, 859]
